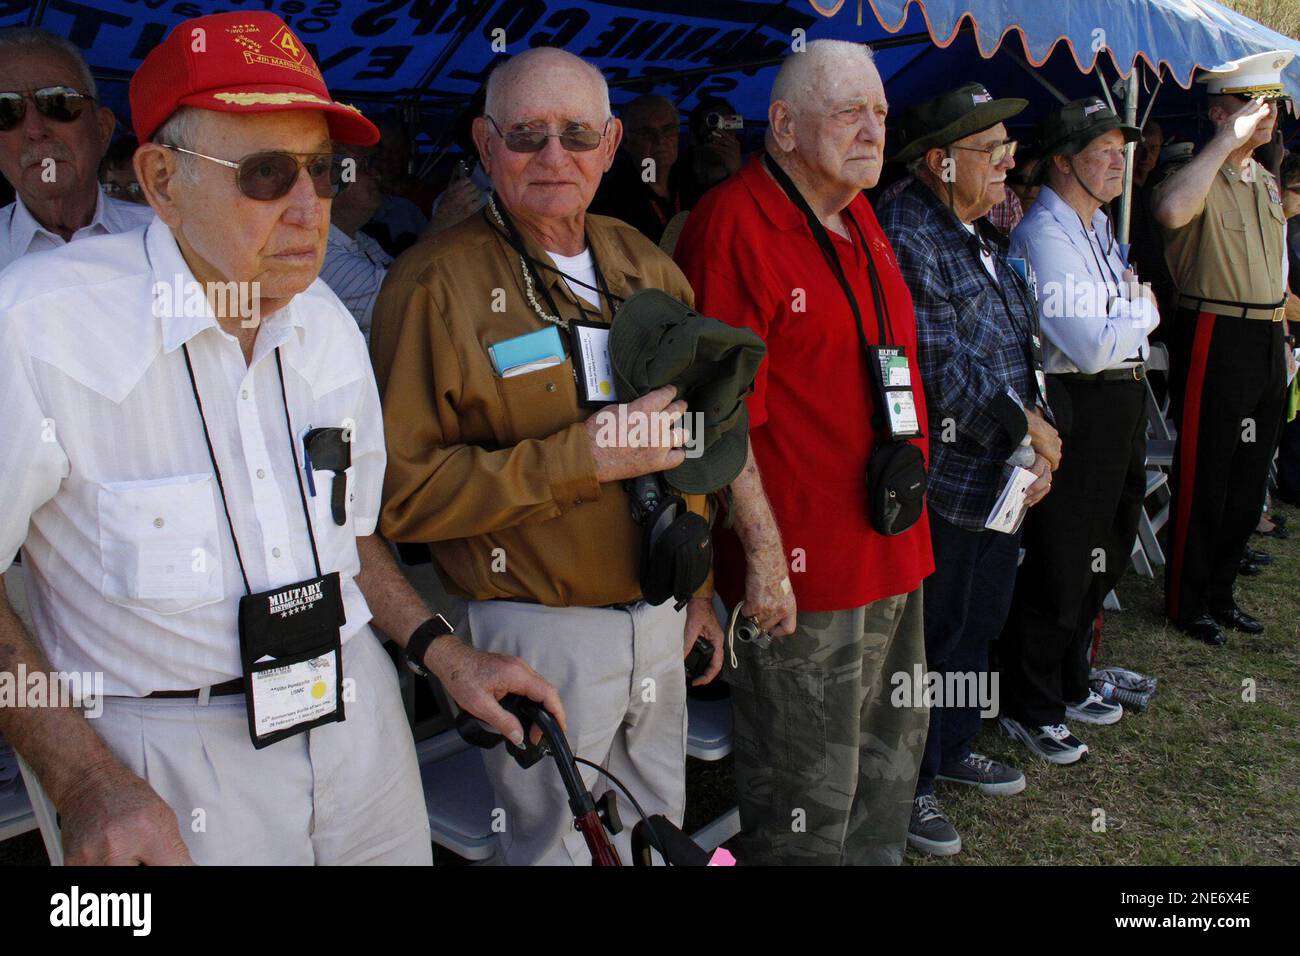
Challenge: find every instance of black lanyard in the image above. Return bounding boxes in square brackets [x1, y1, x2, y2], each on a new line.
[762, 152, 894, 350]
[180, 343, 321, 596]
[485, 195, 621, 322]
[960, 219, 1051, 411]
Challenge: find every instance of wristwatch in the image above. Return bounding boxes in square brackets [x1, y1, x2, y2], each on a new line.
[403, 614, 456, 677]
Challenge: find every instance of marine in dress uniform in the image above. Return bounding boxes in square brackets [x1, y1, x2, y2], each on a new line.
[1154, 51, 1294, 644]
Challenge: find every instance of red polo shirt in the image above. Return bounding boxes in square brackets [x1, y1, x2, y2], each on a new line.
[675, 156, 933, 612]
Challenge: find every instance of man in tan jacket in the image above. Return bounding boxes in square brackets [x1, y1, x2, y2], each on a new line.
[371, 47, 793, 865]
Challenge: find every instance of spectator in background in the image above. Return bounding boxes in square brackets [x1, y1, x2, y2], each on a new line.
[591, 94, 684, 243]
[1128, 119, 1177, 328]
[365, 112, 431, 256]
[1272, 151, 1300, 506]
[320, 142, 391, 339]
[426, 85, 489, 235]
[0, 27, 152, 272]
[1006, 145, 1042, 213]
[678, 95, 745, 206]
[676, 39, 931, 866]
[100, 135, 146, 204]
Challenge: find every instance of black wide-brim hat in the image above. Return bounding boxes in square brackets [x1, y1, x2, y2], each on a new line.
[610, 289, 765, 494]
[891, 82, 1027, 165]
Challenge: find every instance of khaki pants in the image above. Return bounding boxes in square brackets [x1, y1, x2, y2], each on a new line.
[93, 626, 431, 865]
[727, 586, 928, 865]
[460, 598, 687, 865]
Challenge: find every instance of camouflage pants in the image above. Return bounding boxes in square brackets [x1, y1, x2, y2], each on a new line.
[727, 587, 927, 865]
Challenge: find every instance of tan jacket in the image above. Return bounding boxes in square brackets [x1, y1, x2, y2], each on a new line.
[370, 207, 707, 607]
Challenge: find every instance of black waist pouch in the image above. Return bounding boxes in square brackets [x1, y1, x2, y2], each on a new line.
[866, 441, 927, 536]
[640, 499, 713, 610]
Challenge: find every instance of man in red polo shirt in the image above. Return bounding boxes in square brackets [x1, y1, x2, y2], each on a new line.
[676, 39, 933, 865]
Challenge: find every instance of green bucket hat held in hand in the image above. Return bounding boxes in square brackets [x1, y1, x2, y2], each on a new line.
[610, 289, 766, 494]
[891, 81, 1027, 165]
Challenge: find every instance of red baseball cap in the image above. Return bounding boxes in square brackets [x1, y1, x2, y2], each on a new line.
[130, 11, 379, 146]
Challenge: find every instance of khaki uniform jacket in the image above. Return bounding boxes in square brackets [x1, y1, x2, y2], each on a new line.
[370, 206, 708, 607]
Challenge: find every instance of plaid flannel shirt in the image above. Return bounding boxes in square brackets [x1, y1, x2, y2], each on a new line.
[878, 179, 1042, 530]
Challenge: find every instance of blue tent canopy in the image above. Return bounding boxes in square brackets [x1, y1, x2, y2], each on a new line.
[2, 0, 1296, 141]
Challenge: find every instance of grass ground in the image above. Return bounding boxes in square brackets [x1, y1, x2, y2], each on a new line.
[3, 513, 1296, 866]
[683, 509, 1300, 865]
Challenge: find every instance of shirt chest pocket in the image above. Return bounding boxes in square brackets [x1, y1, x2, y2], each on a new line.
[97, 474, 225, 615]
[493, 357, 581, 446]
[1221, 208, 1247, 232]
[309, 464, 359, 578]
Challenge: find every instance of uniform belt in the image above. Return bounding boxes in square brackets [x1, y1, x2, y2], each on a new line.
[1178, 294, 1285, 322]
[1054, 366, 1146, 383]
[145, 678, 245, 699]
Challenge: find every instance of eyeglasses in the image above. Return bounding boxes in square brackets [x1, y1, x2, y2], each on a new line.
[951, 140, 1018, 165]
[0, 86, 93, 132]
[162, 145, 342, 200]
[103, 180, 144, 201]
[486, 115, 611, 153]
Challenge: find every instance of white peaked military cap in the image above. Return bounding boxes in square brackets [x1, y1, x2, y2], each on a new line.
[1197, 49, 1294, 98]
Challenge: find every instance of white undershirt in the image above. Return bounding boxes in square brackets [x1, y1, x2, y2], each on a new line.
[961, 220, 998, 279]
[546, 247, 601, 310]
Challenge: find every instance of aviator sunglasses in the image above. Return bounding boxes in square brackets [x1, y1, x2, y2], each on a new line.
[0, 86, 93, 132]
[162, 145, 345, 200]
[486, 114, 611, 152]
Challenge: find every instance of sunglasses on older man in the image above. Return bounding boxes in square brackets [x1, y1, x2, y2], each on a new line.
[0, 86, 93, 132]
[162, 145, 345, 200]
[486, 114, 611, 152]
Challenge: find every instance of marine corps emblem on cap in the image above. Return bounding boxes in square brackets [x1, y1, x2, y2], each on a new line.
[1197, 49, 1295, 99]
[129, 10, 378, 146]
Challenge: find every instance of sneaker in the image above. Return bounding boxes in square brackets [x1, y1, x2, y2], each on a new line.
[937, 752, 1026, 796]
[1065, 689, 1124, 725]
[907, 793, 961, 857]
[998, 716, 1089, 765]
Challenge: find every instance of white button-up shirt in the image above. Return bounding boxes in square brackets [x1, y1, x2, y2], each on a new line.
[0, 186, 155, 274]
[319, 223, 392, 338]
[1010, 184, 1160, 374]
[0, 218, 384, 696]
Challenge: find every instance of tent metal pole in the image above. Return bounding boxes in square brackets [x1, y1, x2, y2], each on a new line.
[1006, 51, 1069, 104]
[1117, 70, 1140, 246]
[1139, 78, 1163, 130]
[1096, 61, 1117, 114]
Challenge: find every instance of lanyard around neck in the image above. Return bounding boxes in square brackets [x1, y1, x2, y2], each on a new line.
[486, 195, 620, 322]
[762, 152, 894, 351]
[180, 343, 322, 596]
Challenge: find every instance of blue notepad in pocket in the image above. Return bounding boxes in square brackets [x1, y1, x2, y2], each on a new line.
[489, 326, 566, 376]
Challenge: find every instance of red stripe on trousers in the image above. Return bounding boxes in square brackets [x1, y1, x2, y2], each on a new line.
[1167, 311, 1216, 621]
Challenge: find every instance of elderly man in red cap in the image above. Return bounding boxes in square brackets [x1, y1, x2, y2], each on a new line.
[0, 12, 561, 866]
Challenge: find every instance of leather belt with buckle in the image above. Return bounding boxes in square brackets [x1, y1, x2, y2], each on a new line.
[1055, 366, 1146, 383]
[146, 677, 245, 699]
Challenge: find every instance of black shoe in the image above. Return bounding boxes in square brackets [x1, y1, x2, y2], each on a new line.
[1268, 512, 1288, 527]
[1238, 558, 1265, 576]
[907, 794, 961, 856]
[1243, 547, 1273, 566]
[1212, 607, 1265, 634]
[1181, 614, 1227, 646]
[1255, 523, 1289, 540]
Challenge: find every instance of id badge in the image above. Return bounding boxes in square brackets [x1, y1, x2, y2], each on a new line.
[569, 319, 619, 406]
[868, 345, 923, 440]
[237, 572, 347, 749]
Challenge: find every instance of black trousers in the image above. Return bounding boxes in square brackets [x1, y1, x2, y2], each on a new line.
[1278, 412, 1300, 501]
[1000, 376, 1147, 727]
[1164, 309, 1286, 623]
[915, 510, 1021, 796]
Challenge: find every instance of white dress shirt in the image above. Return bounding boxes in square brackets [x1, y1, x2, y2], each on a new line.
[0, 186, 154, 274]
[0, 218, 384, 696]
[1010, 184, 1161, 375]
[319, 223, 392, 338]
